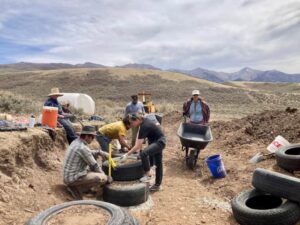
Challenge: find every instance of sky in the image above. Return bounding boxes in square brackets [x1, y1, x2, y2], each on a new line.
[0, 0, 300, 73]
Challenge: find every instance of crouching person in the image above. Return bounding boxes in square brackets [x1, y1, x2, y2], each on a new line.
[121, 114, 166, 192]
[63, 126, 111, 200]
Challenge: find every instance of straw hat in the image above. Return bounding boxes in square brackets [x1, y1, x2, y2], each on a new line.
[47, 88, 63, 97]
[80, 126, 97, 135]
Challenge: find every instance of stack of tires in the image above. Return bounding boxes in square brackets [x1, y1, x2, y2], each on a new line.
[102, 156, 149, 207]
[275, 144, 300, 171]
[231, 168, 300, 225]
[25, 200, 139, 225]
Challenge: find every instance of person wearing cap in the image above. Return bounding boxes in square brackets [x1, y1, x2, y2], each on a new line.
[44, 88, 77, 144]
[120, 114, 166, 192]
[63, 126, 110, 200]
[182, 90, 210, 124]
[96, 116, 132, 153]
[125, 94, 145, 146]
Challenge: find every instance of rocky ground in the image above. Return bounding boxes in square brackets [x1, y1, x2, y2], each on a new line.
[1, 109, 300, 225]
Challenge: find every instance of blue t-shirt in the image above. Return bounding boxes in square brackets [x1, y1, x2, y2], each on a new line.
[44, 98, 63, 115]
[189, 100, 203, 122]
[125, 101, 145, 116]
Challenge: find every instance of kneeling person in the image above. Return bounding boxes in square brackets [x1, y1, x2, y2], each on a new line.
[122, 114, 166, 192]
[63, 126, 109, 200]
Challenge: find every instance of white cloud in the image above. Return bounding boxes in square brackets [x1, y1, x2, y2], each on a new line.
[0, 0, 300, 73]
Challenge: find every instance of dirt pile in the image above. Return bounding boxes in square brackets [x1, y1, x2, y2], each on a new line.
[211, 108, 300, 148]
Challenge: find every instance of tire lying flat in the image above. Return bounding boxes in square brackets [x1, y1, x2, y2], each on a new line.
[275, 144, 300, 171]
[102, 157, 144, 181]
[252, 168, 300, 204]
[25, 200, 140, 225]
[103, 182, 149, 207]
[231, 189, 300, 225]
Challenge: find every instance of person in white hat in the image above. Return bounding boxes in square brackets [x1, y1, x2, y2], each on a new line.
[182, 90, 210, 124]
[44, 88, 77, 144]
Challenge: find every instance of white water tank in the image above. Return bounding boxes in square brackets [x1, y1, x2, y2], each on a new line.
[58, 93, 95, 115]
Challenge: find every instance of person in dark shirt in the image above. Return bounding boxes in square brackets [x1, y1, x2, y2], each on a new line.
[121, 114, 166, 192]
[44, 88, 77, 144]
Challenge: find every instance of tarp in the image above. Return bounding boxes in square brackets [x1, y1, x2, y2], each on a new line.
[58, 93, 95, 115]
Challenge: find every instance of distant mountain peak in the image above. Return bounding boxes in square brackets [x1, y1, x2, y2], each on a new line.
[118, 63, 160, 70]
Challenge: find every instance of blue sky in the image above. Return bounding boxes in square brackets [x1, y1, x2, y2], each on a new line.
[0, 0, 300, 73]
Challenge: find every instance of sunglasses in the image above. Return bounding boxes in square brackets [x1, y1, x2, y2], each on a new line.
[193, 94, 199, 97]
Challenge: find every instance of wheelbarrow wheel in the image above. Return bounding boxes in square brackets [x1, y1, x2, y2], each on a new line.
[186, 149, 198, 170]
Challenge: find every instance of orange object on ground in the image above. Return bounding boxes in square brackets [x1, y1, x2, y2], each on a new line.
[42, 106, 58, 128]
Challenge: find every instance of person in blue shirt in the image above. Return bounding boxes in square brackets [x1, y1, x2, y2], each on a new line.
[124, 94, 145, 146]
[44, 88, 77, 144]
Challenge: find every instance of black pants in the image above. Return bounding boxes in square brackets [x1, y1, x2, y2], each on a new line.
[140, 142, 165, 186]
[58, 118, 77, 144]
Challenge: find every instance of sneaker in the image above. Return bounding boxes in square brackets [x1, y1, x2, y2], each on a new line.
[139, 175, 151, 183]
[67, 186, 82, 200]
[150, 184, 161, 192]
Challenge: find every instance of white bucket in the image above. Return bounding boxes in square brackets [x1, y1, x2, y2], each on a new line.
[267, 135, 290, 153]
[29, 117, 36, 128]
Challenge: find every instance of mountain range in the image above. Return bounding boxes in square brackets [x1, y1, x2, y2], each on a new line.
[1, 62, 300, 83]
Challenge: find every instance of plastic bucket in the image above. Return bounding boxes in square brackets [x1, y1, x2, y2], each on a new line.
[42, 106, 58, 128]
[206, 154, 226, 178]
[29, 117, 36, 128]
[267, 135, 290, 153]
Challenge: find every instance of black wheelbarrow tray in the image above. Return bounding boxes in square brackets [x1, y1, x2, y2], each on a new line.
[177, 123, 213, 169]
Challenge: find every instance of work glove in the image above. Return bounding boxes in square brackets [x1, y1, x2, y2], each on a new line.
[107, 176, 113, 184]
[119, 153, 128, 163]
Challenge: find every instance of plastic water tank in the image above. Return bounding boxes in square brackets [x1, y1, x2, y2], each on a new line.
[58, 93, 95, 115]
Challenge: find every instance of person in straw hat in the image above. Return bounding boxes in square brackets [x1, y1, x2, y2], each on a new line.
[44, 87, 77, 144]
[63, 125, 111, 200]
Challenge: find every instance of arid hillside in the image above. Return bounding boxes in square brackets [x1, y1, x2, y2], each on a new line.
[1, 67, 300, 120]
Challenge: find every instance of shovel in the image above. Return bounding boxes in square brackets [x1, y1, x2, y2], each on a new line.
[249, 152, 274, 164]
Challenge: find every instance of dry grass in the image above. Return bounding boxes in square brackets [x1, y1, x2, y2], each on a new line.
[1, 67, 300, 120]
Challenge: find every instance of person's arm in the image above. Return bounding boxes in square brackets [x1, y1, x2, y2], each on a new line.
[79, 147, 102, 172]
[127, 138, 143, 155]
[119, 136, 131, 149]
[124, 104, 130, 116]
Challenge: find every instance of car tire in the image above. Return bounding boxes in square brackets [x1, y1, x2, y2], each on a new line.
[102, 157, 144, 181]
[275, 144, 300, 171]
[252, 168, 300, 204]
[231, 189, 300, 225]
[103, 182, 149, 207]
[25, 200, 140, 225]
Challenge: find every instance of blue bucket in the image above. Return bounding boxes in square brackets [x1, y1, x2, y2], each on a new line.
[206, 154, 226, 178]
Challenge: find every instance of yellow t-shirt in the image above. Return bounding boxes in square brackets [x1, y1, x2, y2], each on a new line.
[98, 121, 127, 139]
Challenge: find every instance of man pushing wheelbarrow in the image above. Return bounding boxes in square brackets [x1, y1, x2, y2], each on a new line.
[179, 90, 212, 169]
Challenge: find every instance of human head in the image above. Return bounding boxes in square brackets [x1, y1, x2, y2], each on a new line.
[48, 87, 63, 99]
[80, 126, 96, 144]
[128, 113, 143, 127]
[192, 90, 200, 101]
[122, 116, 132, 130]
[131, 94, 138, 104]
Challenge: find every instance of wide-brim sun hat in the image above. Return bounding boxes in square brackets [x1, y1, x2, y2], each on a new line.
[47, 87, 63, 97]
[80, 126, 97, 135]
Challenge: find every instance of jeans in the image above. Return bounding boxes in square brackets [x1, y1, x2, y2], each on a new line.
[96, 133, 112, 152]
[58, 118, 77, 144]
[140, 141, 165, 186]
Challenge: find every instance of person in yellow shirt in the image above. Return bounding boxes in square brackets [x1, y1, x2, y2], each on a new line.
[96, 116, 132, 152]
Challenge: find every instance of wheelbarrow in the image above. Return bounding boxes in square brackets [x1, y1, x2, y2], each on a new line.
[177, 122, 213, 169]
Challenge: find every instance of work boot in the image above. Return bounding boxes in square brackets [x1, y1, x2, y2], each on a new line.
[67, 186, 82, 200]
[150, 184, 161, 192]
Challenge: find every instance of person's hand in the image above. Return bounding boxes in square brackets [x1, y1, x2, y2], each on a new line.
[107, 176, 113, 184]
[100, 150, 109, 160]
[119, 153, 128, 163]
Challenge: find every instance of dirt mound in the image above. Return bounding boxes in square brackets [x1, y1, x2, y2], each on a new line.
[211, 108, 300, 148]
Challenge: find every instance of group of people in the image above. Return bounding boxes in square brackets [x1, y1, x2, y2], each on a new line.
[44, 88, 209, 200]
